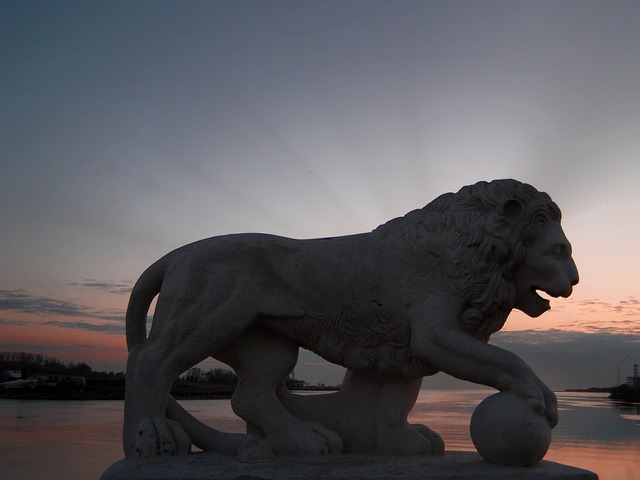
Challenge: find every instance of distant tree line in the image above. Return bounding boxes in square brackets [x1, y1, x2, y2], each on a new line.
[182, 367, 308, 390]
[285, 378, 306, 390]
[206, 368, 237, 386]
[0, 351, 93, 378]
[184, 367, 238, 386]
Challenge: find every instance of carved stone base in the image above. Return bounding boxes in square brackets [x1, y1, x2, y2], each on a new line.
[101, 451, 598, 480]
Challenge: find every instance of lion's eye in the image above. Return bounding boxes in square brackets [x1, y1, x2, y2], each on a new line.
[551, 245, 564, 258]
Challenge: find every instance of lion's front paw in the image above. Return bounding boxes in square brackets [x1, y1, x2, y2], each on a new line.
[509, 378, 558, 428]
[540, 386, 559, 428]
[376, 424, 444, 455]
[268, 421, 343, 455]
[411, 424, 445, 454]
[126, 417, 192, 458]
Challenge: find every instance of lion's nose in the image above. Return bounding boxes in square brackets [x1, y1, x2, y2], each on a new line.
[569, 259, 579, 286]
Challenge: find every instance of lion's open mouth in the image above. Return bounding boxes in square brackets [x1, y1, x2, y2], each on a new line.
[532, 288, 552, 308]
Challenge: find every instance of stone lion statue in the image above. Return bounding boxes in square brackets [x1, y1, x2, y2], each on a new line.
[123, 179, 578, 461]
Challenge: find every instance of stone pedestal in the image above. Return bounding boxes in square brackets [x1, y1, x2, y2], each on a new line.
[101, 451, 598, 480]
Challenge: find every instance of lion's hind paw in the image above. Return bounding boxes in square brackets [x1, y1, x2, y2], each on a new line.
[411, 424, 445, 455]
[127, 417, 192, 458]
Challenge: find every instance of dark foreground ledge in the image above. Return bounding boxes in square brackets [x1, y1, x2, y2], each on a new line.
[101, 451, 598, 480]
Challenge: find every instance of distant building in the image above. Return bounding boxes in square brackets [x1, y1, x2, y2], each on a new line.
[2, 370, 22, 381]
[625, 364, 639, 389]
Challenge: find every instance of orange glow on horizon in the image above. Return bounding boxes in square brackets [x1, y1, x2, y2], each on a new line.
[1, 319, 127, 369]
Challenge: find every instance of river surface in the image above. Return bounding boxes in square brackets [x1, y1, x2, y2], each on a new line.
[1, 390, 638, 479]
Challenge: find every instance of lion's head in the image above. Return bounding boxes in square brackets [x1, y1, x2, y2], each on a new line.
[374, 179, 578, 339]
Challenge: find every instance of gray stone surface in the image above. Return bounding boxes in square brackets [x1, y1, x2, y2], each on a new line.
[122, 179, 580, 466]
[470, 391, 551, 466]
[101, 451, 598, 479]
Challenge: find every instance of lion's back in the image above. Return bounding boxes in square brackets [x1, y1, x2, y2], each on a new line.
[156, 232, 390, 315]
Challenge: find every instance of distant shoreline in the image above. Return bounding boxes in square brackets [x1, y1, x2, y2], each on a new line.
[7, 383, 633, 402]
[0, 378, 231, 401]
[566, 385, 640, 402]
[564, 387, 612, 393]
[0, 378, 340, 401]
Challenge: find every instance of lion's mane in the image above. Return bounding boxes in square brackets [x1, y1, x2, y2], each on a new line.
[374, 179, 561, 339]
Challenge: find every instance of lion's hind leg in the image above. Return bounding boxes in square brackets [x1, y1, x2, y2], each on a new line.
[219, 328, 343, 456]
[124, 340, 195, 458]
[124, 297, 260, 459]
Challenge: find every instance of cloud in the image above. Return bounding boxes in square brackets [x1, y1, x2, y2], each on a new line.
[556, 317, 640, 336]
[493, 329, 640, 351]
[43, 320, 123, 335]
[67, 279, 132, 295]
[2, 315, 125, 336]
[0, 342, 97, 352]
[0, 289, 91, 317]
[93, 311, 127, 322]
[0, 289, 123, 320]
[0, 289, 125, 335]
[0, 317, 30, 326]
[569, 296, 640, 319]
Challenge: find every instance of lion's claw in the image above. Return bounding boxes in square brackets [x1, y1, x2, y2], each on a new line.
[127, 417, 191, 458]
[236, 435, 275, 463]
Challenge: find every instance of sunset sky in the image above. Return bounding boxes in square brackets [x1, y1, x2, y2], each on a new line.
[2, 1, 639, 389]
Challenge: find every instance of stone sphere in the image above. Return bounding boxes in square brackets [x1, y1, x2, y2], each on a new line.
[470, 391, 552, 466]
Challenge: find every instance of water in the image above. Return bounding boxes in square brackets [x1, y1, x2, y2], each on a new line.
[1, 391, 638, 479]
[410, 390, 640, 479]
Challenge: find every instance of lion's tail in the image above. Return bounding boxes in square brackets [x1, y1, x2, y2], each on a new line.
[125, 261, 165, 351]
[125, 260, 249, 454]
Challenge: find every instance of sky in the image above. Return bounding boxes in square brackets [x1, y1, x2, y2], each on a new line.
[2, 0, 640, 390]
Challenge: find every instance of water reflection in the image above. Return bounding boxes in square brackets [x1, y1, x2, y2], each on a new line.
[535, 392, 639, 480]
[0, 400, 124, 480]
[547, 441, 638, 480]
[613, 400, 640, 419]
[407, 390, 640, 479]
[553, 392, 640, 444]
[0, 391, 638, 480]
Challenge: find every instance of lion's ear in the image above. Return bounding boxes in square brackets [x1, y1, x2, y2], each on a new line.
[500, 198, 523, 219]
